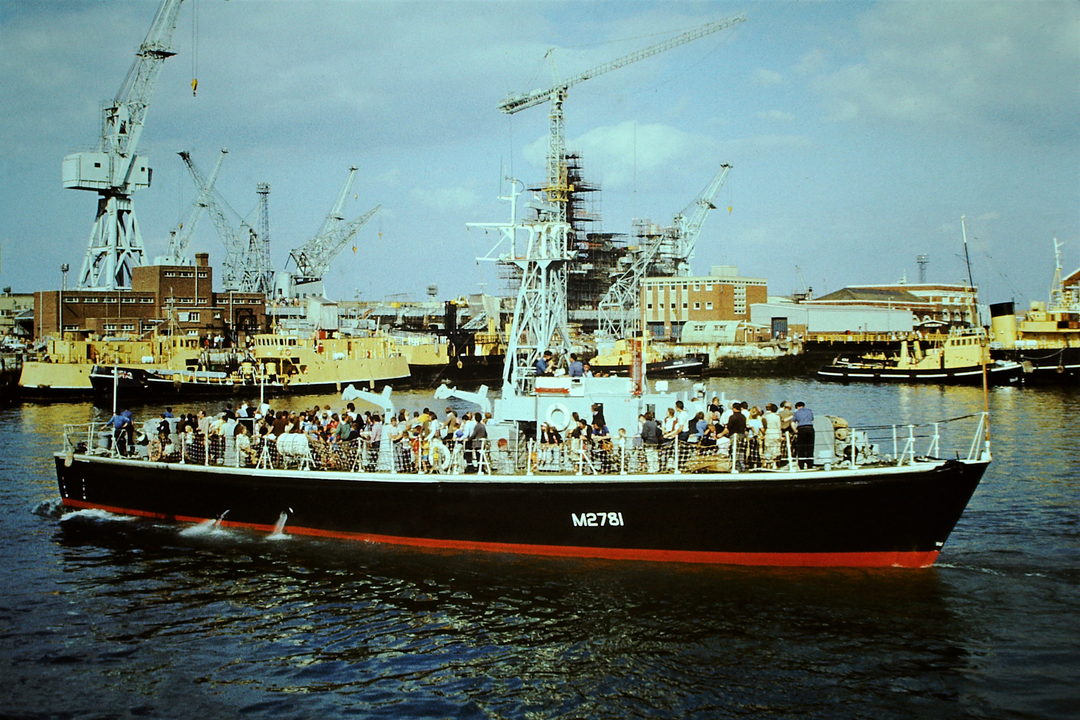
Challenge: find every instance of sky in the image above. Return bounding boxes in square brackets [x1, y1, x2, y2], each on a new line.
[1, 0, 1077, 311]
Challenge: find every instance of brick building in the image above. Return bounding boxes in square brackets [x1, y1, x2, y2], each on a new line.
[643, 265, 768, 340]
[34, 254, 267, 342]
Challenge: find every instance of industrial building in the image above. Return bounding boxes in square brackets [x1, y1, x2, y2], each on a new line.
[34, 254, 267, 342]
[811, 283, 980, 329]
[643, 266, 768, 340]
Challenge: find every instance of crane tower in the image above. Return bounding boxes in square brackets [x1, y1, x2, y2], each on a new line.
[64, 0, 186, 290]
[498, 13, 745, 226]
[281, 168, 381, 299]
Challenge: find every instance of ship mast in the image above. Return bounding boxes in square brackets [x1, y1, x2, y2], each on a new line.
[471, 181, 572, 396]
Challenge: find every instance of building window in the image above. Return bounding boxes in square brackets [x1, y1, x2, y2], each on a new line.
[670, 303, 676, 309]
[179, 297, 193, 304]
[197, 272, 208, 279]
[705, 284, 713, 292]
[693, 284, 701, 291]
[103, 297, 117, 304]
[84, 297, 98, 303]
[122, 297, 137, 304]
[682, 303, 688, 309]
[646, 303, 653, 310]
[706, 302, 714, 310]
[139, 297, 154, 304]
[694, 302, 701, 310]
[121, 323, 136, 331]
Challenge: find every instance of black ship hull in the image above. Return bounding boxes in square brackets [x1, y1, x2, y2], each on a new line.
[992, 347, 1080, 385]
[407, 354, 505, 388]
[817, 361, 1022, 385]
[592, 353, 710, 378]
[55, 453, 986, 568]
[89, 365, 407, 400]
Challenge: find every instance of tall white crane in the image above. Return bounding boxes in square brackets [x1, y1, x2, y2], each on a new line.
[64, 0, 186, 290]
[179, 150, 273, 294]
[597, 163, 731, 339]
[285, 168, 380, 297]
[155, 149, 225, 266]
[667, 161, 732, 275]
[498, 13, 745, 224]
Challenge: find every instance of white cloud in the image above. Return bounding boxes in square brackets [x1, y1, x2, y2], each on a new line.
[808, 1, 1079, 139]
[756, 110, 795, 123]
[522, 121, 699, 190]
[752, 68, 784, 87]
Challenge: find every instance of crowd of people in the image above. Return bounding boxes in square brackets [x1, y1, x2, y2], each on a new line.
[538, 397, 817, 473]
[109, 400, 495, 473]
[104, 394, 818, 474]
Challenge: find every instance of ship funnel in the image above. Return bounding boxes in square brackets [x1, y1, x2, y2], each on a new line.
[989, 302, 1017, 350]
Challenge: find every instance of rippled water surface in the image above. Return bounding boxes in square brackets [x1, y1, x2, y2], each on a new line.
[1, 380, 1077, 719]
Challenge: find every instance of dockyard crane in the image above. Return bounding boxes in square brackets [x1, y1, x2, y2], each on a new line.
[155, 149, 225, 266]
[597, 163, 731, 339]
[667, 161, 732, 275]
[285, 168, 380, 297]
[179, 150, 273, 294]
[498, 13, 745, 225]
[64, 0, 186, 290]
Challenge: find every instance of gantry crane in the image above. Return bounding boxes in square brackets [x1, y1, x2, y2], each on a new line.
[597, 163, 731, 339]
[64, 0, 186, 290]
[179, 150, 274, 294]
[284, 167, 380, 298]
[498, 13, 745, 225]
[155, 149, 225, 266]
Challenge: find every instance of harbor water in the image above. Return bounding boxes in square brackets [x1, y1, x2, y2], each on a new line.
[1, 379, 1077, 719]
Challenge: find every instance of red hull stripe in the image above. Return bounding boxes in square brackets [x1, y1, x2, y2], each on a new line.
[61, 499, 940, 568]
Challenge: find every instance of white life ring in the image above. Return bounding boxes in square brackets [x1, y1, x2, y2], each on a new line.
[429, 441, 452, 474]
[546, 402, 571, 432]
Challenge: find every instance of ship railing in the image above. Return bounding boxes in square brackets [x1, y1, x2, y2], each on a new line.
[61, 412, 990, 475]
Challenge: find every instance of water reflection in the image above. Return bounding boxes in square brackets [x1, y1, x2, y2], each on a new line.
[48, 511, 988, 718]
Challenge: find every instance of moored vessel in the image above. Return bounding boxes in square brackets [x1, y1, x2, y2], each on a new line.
[88, 332, 409, 399]
[817, 327, 1022, 384]
[990, 240, 1080, 384]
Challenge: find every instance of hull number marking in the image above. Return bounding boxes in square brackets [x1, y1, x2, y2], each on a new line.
[572, 512, 624, 527]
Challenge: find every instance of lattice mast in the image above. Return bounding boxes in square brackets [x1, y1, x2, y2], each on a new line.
[497, 13, 745, 225]
[251, 183, 274, 295]
[471, 180, 572, 396]
[65, 0, 186, 290]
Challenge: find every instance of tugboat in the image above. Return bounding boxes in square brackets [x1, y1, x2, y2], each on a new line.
[817, 327, 1022, 384]
[55, 182, 991, 568]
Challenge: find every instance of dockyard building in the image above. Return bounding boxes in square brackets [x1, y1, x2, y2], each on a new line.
[811, 283, 980, 330]
[643, 266, 768, 341]
[34, 254, 267, 343]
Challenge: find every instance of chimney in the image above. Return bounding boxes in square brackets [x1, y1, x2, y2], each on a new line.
[195, 253, 209, 267]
